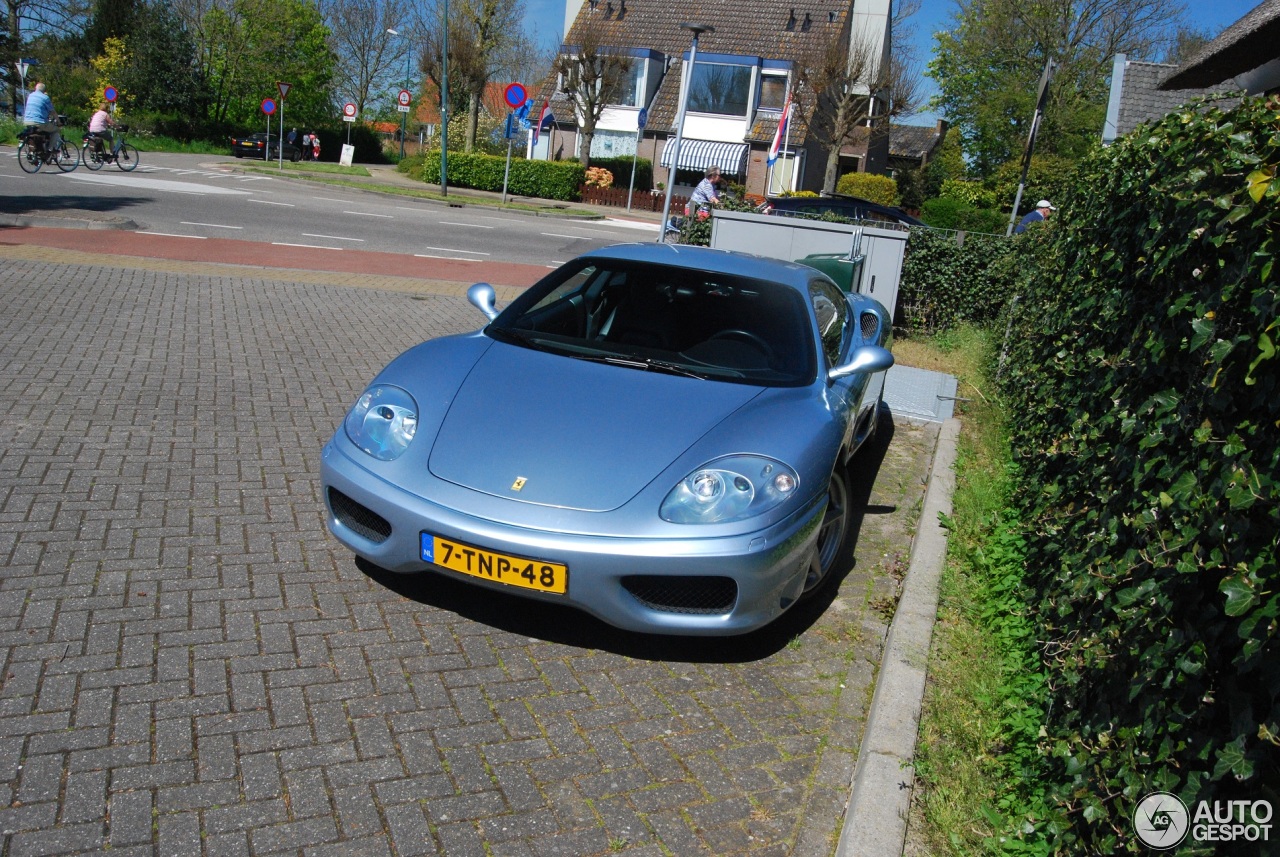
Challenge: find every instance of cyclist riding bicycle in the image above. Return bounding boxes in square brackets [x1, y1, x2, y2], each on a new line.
[87, 103, 115, 155]
[22, 82, 61, 154]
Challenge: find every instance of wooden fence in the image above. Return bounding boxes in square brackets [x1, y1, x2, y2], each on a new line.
[578, 185, 688, 215]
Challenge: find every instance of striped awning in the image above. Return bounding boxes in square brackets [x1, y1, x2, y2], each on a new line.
[659, 139, 749, 174]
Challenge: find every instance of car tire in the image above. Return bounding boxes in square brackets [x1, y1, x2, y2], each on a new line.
[801, 464, 852, 599]
[290, 148, 301, 163]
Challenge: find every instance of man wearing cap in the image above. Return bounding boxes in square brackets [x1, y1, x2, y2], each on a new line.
[1015, 200, 1056, 234]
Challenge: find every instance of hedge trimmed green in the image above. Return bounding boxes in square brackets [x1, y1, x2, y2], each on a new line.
[898, 229, 1018, 331]
[996, 95, 1278, 853]
[421, 152, 586, 201]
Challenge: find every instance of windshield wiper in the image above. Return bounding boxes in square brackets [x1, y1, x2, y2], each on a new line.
[601, 355, 710, 380]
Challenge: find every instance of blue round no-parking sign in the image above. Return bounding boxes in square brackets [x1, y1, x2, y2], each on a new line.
[261, 98, 277, 115]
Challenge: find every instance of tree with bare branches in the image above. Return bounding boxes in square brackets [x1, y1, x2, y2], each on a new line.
[797, 17, 920, 193]
[319, 0, 404, 116]
[552, 18, 632, 167]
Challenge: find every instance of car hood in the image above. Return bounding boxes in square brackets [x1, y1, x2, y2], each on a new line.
[428, 342, 762, 512]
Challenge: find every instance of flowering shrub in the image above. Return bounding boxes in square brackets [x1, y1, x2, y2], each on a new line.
[585, 167, 614, 188]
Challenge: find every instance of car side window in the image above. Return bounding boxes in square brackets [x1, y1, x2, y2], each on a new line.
[809, 280, 850, 368]
[529, 265, 597, 312]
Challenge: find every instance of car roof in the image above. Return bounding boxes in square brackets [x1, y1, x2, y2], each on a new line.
[575, 243, 826, 292]
[764, 194, 924, 225]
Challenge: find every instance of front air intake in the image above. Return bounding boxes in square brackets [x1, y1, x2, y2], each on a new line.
[622, 575, 737, 614]
[328, 488, 392, 544]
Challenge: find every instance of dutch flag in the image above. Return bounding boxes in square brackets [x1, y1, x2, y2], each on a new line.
[767, 95, 793, 167]
[532, 101, 554, 146]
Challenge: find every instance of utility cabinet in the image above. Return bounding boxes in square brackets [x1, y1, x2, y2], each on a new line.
[709, 210, 908, 321]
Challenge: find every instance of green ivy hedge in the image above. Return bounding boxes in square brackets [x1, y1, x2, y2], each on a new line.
[997, 95, 1278, 852]
[898, 229, 1018, 331]
[420, 152, 586, 201]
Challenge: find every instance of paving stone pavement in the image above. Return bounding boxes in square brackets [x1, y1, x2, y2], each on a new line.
[0, 252, 938, 856]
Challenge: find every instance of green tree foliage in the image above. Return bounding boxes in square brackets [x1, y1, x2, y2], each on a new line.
[996, 94, 1279, 852]
[95, 1, 204, 136]
[928, 0, 1180, 175]
[200, 0, 336, 129]
[923, 131, 965, 197]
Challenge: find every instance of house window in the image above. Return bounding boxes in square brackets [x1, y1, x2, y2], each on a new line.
[759, 72, 787, 111]
[615, 59, 645, 108]
[687, 63, 752, 116]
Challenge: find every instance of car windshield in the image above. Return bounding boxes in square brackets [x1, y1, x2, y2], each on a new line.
[489, 259, 817, 386]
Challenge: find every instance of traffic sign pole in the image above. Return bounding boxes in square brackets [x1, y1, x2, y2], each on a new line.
[628, 107, 647, 212]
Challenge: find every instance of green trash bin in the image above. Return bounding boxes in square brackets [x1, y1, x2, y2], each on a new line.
[797, 252, 865, 294]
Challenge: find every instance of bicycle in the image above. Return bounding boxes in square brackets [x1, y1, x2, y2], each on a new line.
[16, 118, 78, 174]
[81, 124, 140, 172]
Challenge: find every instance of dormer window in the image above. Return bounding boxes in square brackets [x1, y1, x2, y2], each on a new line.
[687, 61, 752, 117]
[759, 71, 787, 111]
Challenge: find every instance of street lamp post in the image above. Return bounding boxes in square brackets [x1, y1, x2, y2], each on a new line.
[440, 0, 450, 196]
[658, 23, 712, 242]
[386, 28, 410, 160]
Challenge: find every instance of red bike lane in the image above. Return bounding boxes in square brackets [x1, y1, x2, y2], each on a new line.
[0, 225, 550, 288]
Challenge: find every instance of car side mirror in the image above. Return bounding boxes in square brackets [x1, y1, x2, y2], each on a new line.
[468, 283, 499, 321]
[829, 345, 894, 382]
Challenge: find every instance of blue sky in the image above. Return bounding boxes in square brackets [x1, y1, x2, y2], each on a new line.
[520, 0, 1265, 124]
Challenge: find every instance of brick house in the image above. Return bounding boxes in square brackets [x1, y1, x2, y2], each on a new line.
[533, 0, 893, 199]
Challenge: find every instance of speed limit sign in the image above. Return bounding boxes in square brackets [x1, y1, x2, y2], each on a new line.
[342, 102, 357, 123]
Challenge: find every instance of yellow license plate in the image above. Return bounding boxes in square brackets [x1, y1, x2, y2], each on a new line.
[421, 534, 568, 595]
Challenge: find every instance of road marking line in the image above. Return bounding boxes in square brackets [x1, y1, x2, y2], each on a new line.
[181, 221, 243, 229]
[414, 253, 481, 262]
[343, 211, 393, 218]
[273, 242, 343, 250]
[440, 221, 493, 228]
[541, 232, 589, 240]
[248, 199, 294, 206]
[424, 247, 489, 255]
[302, 233, 365, 242]
[311, 197, 347, 202]
[136, 232, 207, 239]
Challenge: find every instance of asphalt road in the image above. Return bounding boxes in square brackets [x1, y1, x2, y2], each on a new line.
[0, 149, 656, 266]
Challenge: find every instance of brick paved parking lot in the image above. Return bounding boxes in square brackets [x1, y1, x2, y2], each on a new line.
[0, 253, 937, 856]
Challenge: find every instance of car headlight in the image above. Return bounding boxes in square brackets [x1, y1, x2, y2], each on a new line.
[344, 385, 418, 461]
[660, 455, 799, 524]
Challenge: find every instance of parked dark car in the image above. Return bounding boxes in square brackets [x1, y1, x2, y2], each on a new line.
[229, 132, 301, 162]
[759, 194, 924, 227]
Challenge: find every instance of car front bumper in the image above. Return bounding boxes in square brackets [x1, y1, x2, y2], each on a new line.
[319, 441, 824, 635]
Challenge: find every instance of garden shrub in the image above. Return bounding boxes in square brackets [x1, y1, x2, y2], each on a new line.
[939, 178, 996, 208]
[835, 171, 897, 205]
[919, 197, 1008, 234]
[996, 94, 1279, 853]
[421, 152, 585, 201]
[589, 156, 653, 191]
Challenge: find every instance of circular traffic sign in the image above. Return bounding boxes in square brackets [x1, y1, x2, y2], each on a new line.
[504, 83, 527, 109]
[343, 102, 357, 118]
[261, 98, 277, 115]
[398, 89, 412, 107]
[104, 86, 118, 103]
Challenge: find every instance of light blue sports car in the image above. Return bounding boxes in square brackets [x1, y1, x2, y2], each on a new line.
[320, 243, 893, 635]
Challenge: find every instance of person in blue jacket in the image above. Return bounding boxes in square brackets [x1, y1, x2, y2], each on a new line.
[23, 82, 61, 153]
[1014, 199, 1056, 234]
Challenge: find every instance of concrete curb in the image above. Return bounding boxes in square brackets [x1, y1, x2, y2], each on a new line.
[836, 416, 961, 857]
[0, 212, 140, 230]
